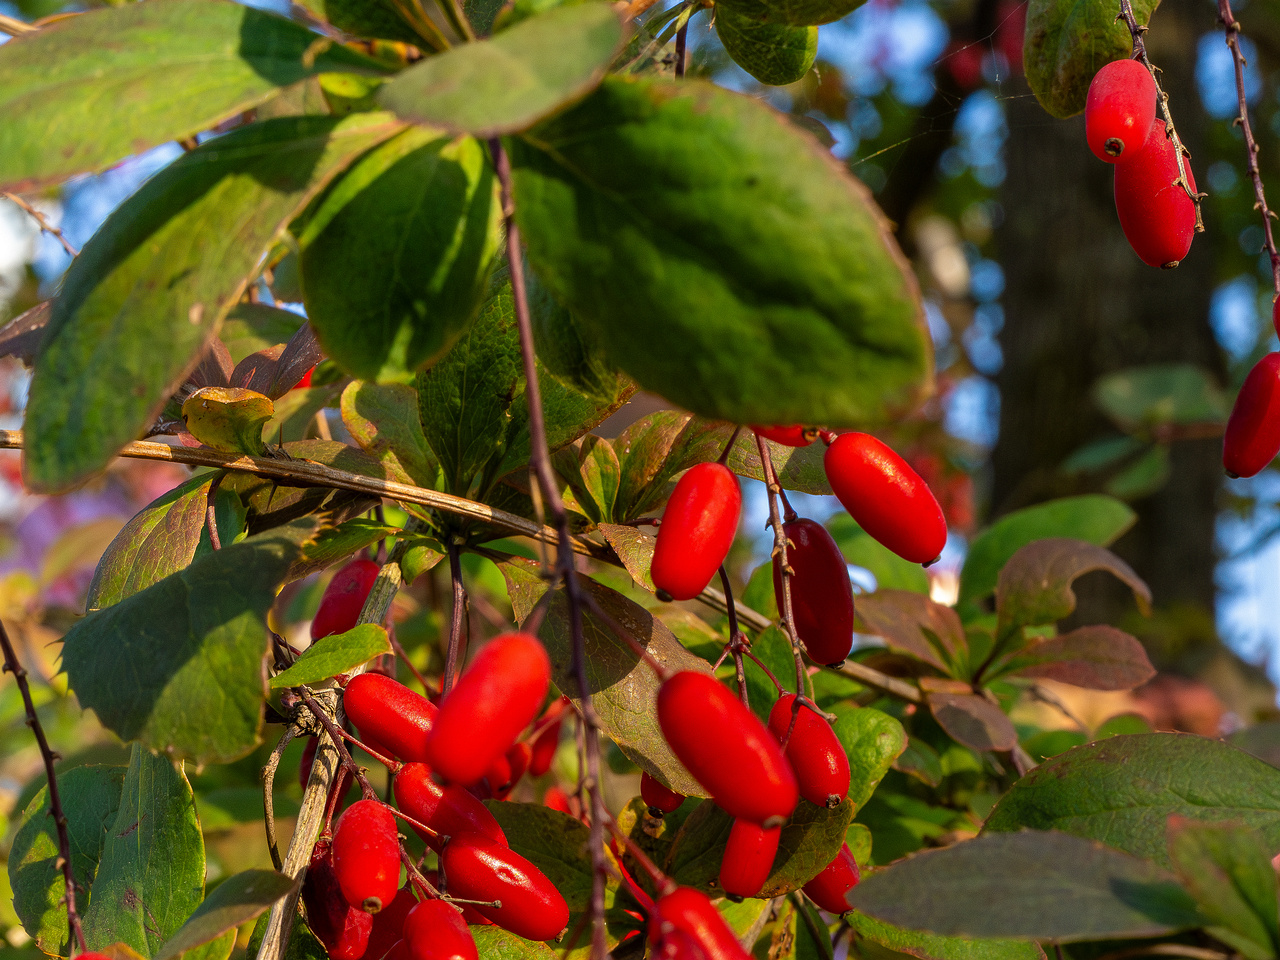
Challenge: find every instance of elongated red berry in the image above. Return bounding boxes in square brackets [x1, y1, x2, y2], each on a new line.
[657, 671, 798, 825]
[648, 887, 751, 960]
[1085, 59, 1157, 162]
[641, 771, 685, 816]
[386, 941, 412, 960]
[425, 632, 550, 785]
[1224, 352, 1280, 478]
[767, 695, 850, 809]
[651, 462, 742, 601]
[332, 799, 400, 913]
[653, 929, 712, 960]
[823, 433, 947, 565]
[440, 833, 570, 940]
[773, 518, 854, 666]
[393, 763, 507, 851]
[752, 425, 817, 447]
[313, 559, 381, 640]
[719, 819, 780, 901]
[802, 844, 860, 915]
[1273, 298, 1280, 339]
[364, 886, 419, 960]
[302, 841, 373, 960]
[1115, 117, 1198, 268]
[403, 900, 478, 960]
[528, 696, 572, 777]
[544, 785, 573, 814]
[343, 674, 437, 764]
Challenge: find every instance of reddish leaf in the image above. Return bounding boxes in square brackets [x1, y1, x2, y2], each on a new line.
[996, 538, 1151, 633]
[855, 589, 964, 673]
[926, 690, 1017, 752]
[1002, 625, 1156, 690]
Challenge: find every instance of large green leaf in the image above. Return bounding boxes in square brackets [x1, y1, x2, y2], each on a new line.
[299, 127, 501, 382]
[1093, 364, 1229, 433]
[155, 870, 296, 960]
[62, 532, 300, 765]
[833, 708, 907, 813]
[848, 912, 1047, 960]
[1024, 0, 1160, 118]
[529, 272, 624, 403]
[983, 734, 1280, 869]
[378, 3, 625, 136]
[87, 473, 245, 611]
[0, 0, 390, 192]
[715, 6, 817, 83]
[9, 765, 127, 955]
[957, 496, 1135, 610]
[717, 0, 865, 26]
[295, 0, 423, 44]
[471, 926, 560, 960]
[829, 515, 929, 594]
[340, 381, 441, 488]
[23, 113, 404, 494]
[511, 76, 929, 428]
[269, 624, 391, 688]
[848, 831, 1201, 941]
[82, 745, 206, 957]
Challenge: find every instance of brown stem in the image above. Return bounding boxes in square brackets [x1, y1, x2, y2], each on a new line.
[444, 539, 467, 696]
[262, 725, 302, 872]
[755, 434, 809, 699]
[0, 621, 86, 955]
[674, 19, 688, 77]
[1217, 0, 1280, 296]
[1, 192, 78, 257]
[490, 137, 608, 960]
[718, 566, 749, 707]
[205, 473, 223, 551]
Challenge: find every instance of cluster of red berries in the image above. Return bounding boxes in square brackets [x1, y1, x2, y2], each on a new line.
[1084, 58, 1198, 268]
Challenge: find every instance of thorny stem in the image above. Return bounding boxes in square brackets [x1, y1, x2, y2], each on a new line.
[491, 136, 608, 960]
[718, 566, 749, 707]
[1217, 0, 1280, 297]
[1116, 0, 1205, 234]
[0, 621, 86, 955]
[1, 193, 78, 258]
[756, 434, 811, 701]
[444, 539, 467, 696]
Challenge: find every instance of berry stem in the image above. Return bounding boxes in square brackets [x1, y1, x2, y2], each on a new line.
[443, 539, 467, 696]
[491, 136, 609, 960]
[262, 724, 303, 871]
[717, 566, 750, 708]
[0, 620, 86, 956]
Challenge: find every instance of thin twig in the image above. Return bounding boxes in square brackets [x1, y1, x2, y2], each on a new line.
[443, 539, 467, 696]
[1217, 0, 1280, 296]
[205, 473, 223, 550]
[0, 13, 36, 34]
[2, 193, 78, 257]
[718, 566, 749, 707]
[491, 137, 608, 960]
[0, 621, 85, 955]
[262, 725, 302, 871]
[756, 435, 811, 701]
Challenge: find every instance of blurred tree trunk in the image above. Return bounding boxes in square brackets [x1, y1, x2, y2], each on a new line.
[992, 1, 1224, 665]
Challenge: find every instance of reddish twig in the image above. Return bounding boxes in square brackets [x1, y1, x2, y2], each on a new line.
[1, 192, 78, 257]
[717, 566, 749, 707]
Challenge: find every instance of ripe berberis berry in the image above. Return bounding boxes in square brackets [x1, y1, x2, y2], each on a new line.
[773, 518, 854, 666]
[363, 886, 418, 960]
[425, 632, 550, 785]
[1224, 352, 1280, 479]
[641, 771, 685, 816]
[657, 671, 797, 825]
[312, 558, 381, 640]
[802, 843, 861, 915]
[752, 424, 817, 446]
[403, 899, 478, 960]
[393, 762, 508, 851]
[332, 799, 401, 913]
[767, 694, 850, 808]
[302, 840, 373, 960]
[343, 673, 437, 764]
[1114, 117, 1198, 268]
[440, 832, 570, 940]
[649, 887, 752, 960]
[650, 462, 742, 601]
[1084, 58, 1157, 162]
[823, 433, 947, 565]
[718, 818, 781, 901]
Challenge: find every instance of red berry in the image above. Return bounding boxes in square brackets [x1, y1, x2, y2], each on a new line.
[403, 900, 478, 960]
[543, 785, 573, 814]
[1224, 352, 1280, 478]
[332, 799, 401, 913]
[295, 365, 317, 390]
[641, 771, 686, 816]
[385, 941, 412, 960]
[1273, 298, 1280, 339]
[772, 518, 854, 666]
[393, 763, 507, 851]
[528, 697, 572, 777]
[426, 633, 551, 786]
[802, 843, 860, 915]
[822, 433, 947, 565]
[302, 841, 374, 960]
[1114, 117, 1198, 268]
[488, 741, 531, 800]
[1085, 58, 1157, 162]
[651, 462, 742, 601]
[767, 695, 850, 809]
[752, 425, 817, 447]
[440, 833, 570, 941]
[656, 671, 798, 825]
[313, 559, 381, 640]
[363, 886, 418, 960]
[653, 929, 712, 960]
[343, 674, 438, 764]
[718, 819, 780, 901]
[648, 887, 752, 960]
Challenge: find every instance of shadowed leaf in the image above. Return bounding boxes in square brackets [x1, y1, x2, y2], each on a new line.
[995, 538, 1151, 634]
[156, 870, 296, 960]
[1000, 625, 1155, 690]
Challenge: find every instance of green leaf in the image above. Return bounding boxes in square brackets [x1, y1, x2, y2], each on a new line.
[182, 387, 274, 457]
[1093, 364, 1227, 433]
[63, 532, 300, 765]
[156, 870, 296, 960]
[717, 0, 865, 26]
[666, 799, 854, 897]
[340, 381, 441, 487]
[378, 4, 625, 136]
[855, 590, 965, 674]
[23, 113, 404, 494]
[597, 523, 657, 591]
[742, 625, 797, 723]
[995, 538, 1151, 634]
[893, 738, 943, 788]
[87, 474, 245, 611]
[848, 831, 1201, 940]
[829, 515, 929, 594]
[269, 624, 391, 689]
[286, 517, 397, 584]
[296, 0, 423, 44]
[833, 708, 907, 813]
[219, 305, 306, 364]
[472, 925, 561, 960]
[983, 734, 1280, 869]
[300, 128, 501, 383]
[530, 273, 626, 402]
[1231, 721, 1280, 769]
[715, 7, 817, 85]
[957, 496, 1136, 610]
[500, 557, 710, 795]
[1103, 444, 1170, 501]
[83, 745, 206, 957]
[0, 0, 390, 192]
[511, 76, 929, 429]
[1024, 0, 1159, 118]
[1166, 819, 1280, 960]
[848, 912, 1048, 960]
[9, 765, 127, 956]
[998, 625, 1155, 690]
[555, 436, 623, 523]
